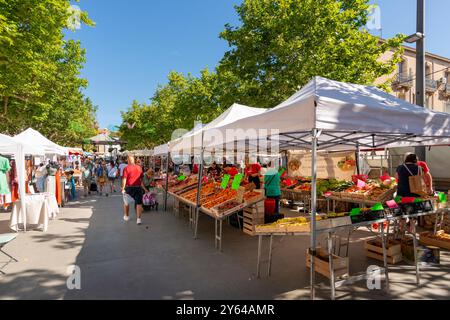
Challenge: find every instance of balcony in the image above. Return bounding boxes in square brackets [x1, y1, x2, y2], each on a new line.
[425, 78, 438, 93]
[392, 72, 413, 89]
[443, 83, 450, 97]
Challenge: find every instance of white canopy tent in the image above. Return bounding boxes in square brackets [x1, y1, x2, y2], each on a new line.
[0, 134, 46, 231]
[201, 76, 450, 151]
[169, 103, 268, 155]
[184, 76, 450, 299]
[14, 128, 67, 156]
[153, 143, 169, 156]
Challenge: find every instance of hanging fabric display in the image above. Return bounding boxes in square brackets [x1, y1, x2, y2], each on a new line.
[0, 155, 12, 205]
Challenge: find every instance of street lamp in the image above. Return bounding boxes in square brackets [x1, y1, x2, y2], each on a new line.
[404, 0, 427, 162]
[404, 32, 425, 44]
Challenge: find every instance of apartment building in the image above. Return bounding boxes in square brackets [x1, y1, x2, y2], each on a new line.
[378, 45, 450, 113]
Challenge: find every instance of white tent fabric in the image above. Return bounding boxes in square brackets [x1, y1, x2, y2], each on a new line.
[153, 143, 169, 156]
[14, 128, 67, 155]
[0, 134, 45, 231]
[169, 103, 267, 154]
[202, 77, 450, 151]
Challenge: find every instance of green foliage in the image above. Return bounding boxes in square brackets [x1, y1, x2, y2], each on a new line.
[0, 0, 97, 146]
[120, 0, 404, 149]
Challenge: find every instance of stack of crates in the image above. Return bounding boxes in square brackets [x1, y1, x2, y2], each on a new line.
[243, 201, 265, 236]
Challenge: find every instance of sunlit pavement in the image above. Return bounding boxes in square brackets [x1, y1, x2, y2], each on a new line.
[0, 191, 449, 300]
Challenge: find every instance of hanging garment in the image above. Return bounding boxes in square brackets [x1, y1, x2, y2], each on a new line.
[9, 160, 19, 202]
[55, 170, 62, 205]
[0, 156, 11, 195]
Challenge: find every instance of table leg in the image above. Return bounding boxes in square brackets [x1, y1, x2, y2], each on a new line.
[219, 219, 223, 252]
[267, 235, 274, 277]
[193, 207, 199, 239]
[214, 219, 218, 249]
[411, 219, 420, 285]
[380, 223, 390, 292]
[328, 232, 335, 300]
[257, 235, 263, 278]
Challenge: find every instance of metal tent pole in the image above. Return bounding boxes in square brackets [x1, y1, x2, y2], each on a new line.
[356, 142, 361, 175]
[164, 152, 170, 211]
[310, 129, 319, 300]
[194, 131, 205, 240]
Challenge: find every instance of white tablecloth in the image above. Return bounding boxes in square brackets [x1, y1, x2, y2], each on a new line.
[10, 193, 60, 232]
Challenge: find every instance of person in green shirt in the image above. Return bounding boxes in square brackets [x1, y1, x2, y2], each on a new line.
[264, 166, 281, 215]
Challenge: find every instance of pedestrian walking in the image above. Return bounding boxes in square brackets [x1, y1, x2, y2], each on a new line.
[107, 160, 119, 194]
[81, 159, 94, 197]
[96, 161, 109, 196]
[122, 156, 144, 225]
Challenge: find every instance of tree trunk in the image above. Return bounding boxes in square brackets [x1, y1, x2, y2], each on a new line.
[3, 96, 8, 115]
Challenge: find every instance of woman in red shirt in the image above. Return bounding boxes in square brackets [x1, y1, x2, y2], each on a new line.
[245, 160, 262, 189]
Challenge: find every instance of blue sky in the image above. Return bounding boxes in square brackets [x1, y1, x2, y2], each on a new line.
[67, 0, 450, 129]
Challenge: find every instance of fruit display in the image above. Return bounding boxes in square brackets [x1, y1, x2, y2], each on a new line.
[202, 189, 238, 209]
[180, 183, 217, 203]
[255, 216, 322, 233]
[423, 231, 450, 242]
[337, 156, 356, 171]
[168, 175, 198, 193]
[244, 190, 263, 202]
[213, 200, 243, 215]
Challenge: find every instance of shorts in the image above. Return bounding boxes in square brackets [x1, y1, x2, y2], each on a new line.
[125, 186, 143, 205]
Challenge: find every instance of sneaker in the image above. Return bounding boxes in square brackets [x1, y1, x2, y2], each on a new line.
[137, 218, 142, 225]
[123, 215, 130, 222]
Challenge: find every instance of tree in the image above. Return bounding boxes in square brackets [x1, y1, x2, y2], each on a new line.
[120, 0, 405, 148]
[0, 0, 96, 146]
[218, 0, 404, 107]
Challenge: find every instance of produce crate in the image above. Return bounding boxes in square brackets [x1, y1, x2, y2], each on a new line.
[365, 238, 403, 264]
[244, 190, 265, 206]
[366, 250, 403, 264]
[211, 199, 245, 218]
[419, 231, 450, 250]
[365, 239, 402, 256]
[254, 224, 286, 234]
[243, 205, 265, 236]
[306, 248, 349, 280]
[285, 224, 310, 233]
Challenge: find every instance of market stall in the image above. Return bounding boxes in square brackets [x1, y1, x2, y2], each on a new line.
[167, 104, 268, 249]
[0, 133, 45, 232]
[198, 76, 450, 299]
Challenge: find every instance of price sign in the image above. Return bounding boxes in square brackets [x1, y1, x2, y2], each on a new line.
[221, 174, 231, 189]
[231, 174, 244, 190]
[350, 208, 361, 216]
[438, 192, 447, 203]
[178, 175, 186, 181]
[386, 200, 399, 209]
[371, 203, 384, 211]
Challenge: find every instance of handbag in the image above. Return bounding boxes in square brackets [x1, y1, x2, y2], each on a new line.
[403, 164, 428, 196]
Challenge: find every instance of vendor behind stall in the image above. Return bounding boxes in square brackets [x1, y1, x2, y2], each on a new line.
[245, 159, 262, 189]
[207, 162, 222, 180]
[264, 167, 281, 215]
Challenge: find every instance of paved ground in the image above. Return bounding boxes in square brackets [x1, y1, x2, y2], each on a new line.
[0, 189, 449, 300]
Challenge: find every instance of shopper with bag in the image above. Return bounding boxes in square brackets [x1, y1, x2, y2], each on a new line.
[396, 153, 433, 197]
[96, 161, 109, 196]
[81, 159, 94, 197]
[107, 160, 119, 194]
[122, 156, 144, 225]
